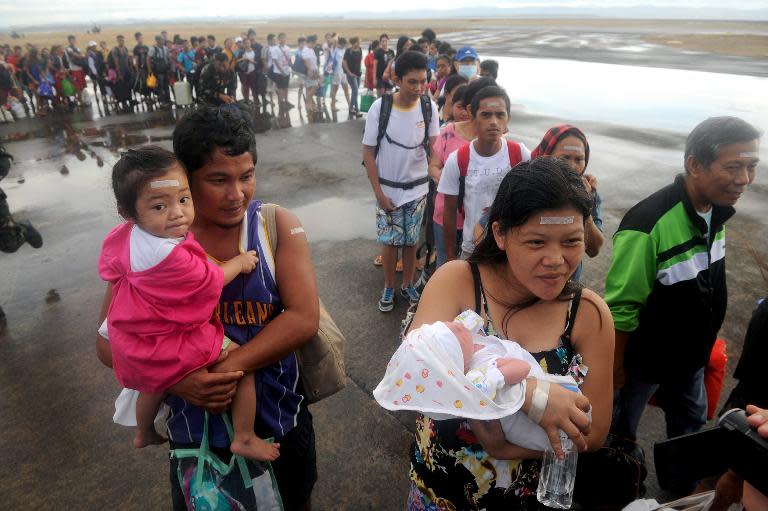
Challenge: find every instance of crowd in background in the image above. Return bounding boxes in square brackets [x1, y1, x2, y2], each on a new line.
[0, 27, 499, 123]
[1, 22, 765, 511]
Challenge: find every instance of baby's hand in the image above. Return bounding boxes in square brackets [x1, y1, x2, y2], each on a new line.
[237, 250, 259, 274]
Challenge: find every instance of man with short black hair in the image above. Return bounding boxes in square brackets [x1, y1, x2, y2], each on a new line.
[198, 52, 237, 105]
[64, 35, 88, 105]
[269, 32, 292, 111]
[133, 32, 150, 97]
[480, 59, 499, 80]
[147, 34, 171, 105]
[301, 35, 319, 113]
[608, 116, 761, 444]
[96, 106, 319, 511]
[362, 51, 439, 311]
[205, 35, 220, 62]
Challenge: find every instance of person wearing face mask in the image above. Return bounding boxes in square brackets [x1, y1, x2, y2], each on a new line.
[454, 46, 479, 81]
[531, 125, 604, 281]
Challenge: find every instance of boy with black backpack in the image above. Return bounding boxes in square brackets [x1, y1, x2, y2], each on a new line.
[362, 51, 439, 312]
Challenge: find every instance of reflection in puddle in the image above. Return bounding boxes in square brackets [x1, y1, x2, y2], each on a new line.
[293, 197, 376, 243]
[494, 56, 768, 132]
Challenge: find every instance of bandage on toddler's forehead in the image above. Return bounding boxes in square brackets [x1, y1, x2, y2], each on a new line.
[739, 152, 759, 158]
[149, 179, 180, 189]
[540, 216, 574, 225]
[561, 145, 584, 153]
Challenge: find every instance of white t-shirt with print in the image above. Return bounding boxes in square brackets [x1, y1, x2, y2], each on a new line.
[438, 139, 531, 254]
[362, 97, 440, 208]
[269, 45, 291, 76]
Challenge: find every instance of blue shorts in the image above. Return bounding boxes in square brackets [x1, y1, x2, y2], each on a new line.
[376, 195, 426, 247]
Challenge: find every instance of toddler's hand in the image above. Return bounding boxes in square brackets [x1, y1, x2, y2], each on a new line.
[238, 250, 259, 274]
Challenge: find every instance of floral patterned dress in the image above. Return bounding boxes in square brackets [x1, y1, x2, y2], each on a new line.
[407, 272, 585, 511]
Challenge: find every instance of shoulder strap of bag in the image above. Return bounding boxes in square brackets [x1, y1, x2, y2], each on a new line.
[420, 95, 432, 159]
[507, 139, 522, 167]
[261, 203, 279, 253]
[456, 142, 471, 215]
[374, 93, 394, 158]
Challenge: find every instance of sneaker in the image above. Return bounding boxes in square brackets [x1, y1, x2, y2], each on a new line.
[378, 287, 395, 312]
[400, 284, 420, 305]
[20, 221, 43, 249]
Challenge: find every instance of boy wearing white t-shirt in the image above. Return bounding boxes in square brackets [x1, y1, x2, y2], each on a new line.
[438, 86, 531, 260]
[362, 51, 439, 312]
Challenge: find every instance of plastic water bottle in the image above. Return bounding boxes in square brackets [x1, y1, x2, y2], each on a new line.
[537, 431, 578, 509]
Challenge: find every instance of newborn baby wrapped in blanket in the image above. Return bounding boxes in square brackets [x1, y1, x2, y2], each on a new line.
[373, 311, 580, 452]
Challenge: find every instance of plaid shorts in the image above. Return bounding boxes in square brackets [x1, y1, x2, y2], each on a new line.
[376, 195, 427, 247]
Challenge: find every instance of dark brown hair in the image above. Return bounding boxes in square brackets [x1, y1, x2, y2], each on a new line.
[111, 146, 180, 219]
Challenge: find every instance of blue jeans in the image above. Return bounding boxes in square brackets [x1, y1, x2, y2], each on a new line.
[347, 74, 360, 111]
[433, 221, 462, 268]
[611, 367, 707, 440]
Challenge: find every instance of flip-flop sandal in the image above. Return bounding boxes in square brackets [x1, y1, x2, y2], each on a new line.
[373, 255, 383, 266]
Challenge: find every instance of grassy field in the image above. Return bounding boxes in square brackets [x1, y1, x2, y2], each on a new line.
[2, 18, 767, 59]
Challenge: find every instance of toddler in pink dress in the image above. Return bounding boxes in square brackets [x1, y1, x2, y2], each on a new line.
[98, 146, 279, 461]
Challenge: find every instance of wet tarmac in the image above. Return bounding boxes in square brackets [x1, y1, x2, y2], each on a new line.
[1, 42, 767, 510]
[442, 24, 768, 77]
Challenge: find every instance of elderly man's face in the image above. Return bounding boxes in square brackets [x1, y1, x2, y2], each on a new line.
[689, 140, 760, 207]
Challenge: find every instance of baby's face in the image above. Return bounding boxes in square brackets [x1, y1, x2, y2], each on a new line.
[134, 164, 194, 239]
[446, 322, 473, 373]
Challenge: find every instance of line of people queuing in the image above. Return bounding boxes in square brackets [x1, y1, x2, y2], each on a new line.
[361, 33, 764, 510]
[3, 23, 763, 510]
[1, 27, 497, 123]
[0, 30, 300, 117]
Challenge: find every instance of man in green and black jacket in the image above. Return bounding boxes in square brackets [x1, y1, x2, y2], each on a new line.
[607, 116, 761, 442]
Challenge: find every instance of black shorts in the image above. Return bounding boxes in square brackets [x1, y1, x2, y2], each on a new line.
[169, 406, 317, 511]
[269, 71, 290, 89]
[377, 78, 393, 90]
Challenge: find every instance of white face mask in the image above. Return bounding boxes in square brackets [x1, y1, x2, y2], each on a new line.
[458, 64, 476, 80]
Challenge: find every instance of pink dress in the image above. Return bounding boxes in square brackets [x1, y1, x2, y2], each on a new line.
[98, 222, 225, 393]
[432, 123, 469, 228]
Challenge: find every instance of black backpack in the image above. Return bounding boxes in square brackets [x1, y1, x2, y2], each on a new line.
[151, 46, 169, 73]
[0, 65, 12, 90]
[365, 94, 433, 191]
[374, 93, 433, 159]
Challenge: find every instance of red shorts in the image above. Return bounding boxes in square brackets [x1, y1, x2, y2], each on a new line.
[70, 70, 87, 91]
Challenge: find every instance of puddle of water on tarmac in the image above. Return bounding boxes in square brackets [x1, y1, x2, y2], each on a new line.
[493, 56, 768, 132]
[292, 197, 376, 243]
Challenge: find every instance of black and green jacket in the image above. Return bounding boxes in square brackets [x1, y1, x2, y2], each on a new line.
[605, 174, 734, 383]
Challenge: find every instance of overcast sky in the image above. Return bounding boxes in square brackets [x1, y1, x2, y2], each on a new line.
[2, 0, 766, 27]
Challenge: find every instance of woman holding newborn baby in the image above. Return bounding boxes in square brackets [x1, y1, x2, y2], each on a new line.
[406, 157, 615, 510]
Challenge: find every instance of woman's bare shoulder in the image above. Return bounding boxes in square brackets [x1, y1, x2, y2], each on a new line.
[411, 260, 476, 328]
[572, 287, 614, 346]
